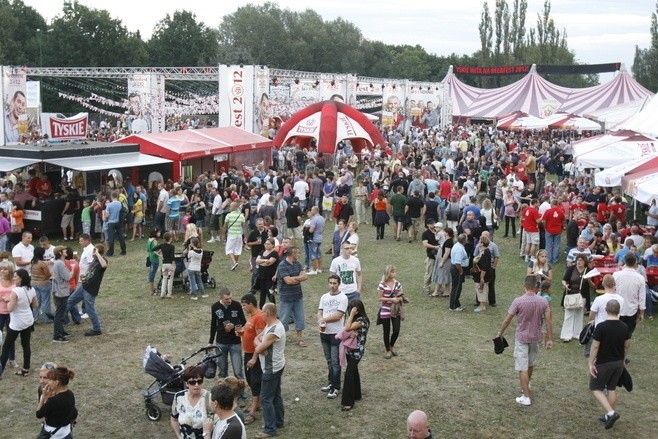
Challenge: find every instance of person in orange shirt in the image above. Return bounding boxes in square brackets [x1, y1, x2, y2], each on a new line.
[239, 293, 267, 425]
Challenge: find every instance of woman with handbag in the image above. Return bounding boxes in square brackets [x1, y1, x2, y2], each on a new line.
[0, 268, 38, 378]
[377, 265, 404, 359]
[36, 365, 77, 439]
[472, 237, 493, 313]
[502, 189, 519, 238]
[480, 198, 498, 237]
[560, 254, 595, 342]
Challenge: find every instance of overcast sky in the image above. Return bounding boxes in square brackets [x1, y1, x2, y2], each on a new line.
[24, 0, 654, 80]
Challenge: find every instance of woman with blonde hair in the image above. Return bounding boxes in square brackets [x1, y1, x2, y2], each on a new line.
[377, 265, 404, 359]
[527, 249, 553, 286]
[479, 198, 498, 237]
[0, 260, 17, 368]
[183, 223, 203, 250]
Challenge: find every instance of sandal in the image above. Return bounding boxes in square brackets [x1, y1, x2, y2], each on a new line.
[15, 369, 29, 377]
[384, 352, 392, 359]
[244, 414, 257, 425]
[297, 340, 308, 347]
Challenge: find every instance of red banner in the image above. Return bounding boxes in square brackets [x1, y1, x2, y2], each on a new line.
[454, 65, 531, 75]
[48, 113, 88, 140]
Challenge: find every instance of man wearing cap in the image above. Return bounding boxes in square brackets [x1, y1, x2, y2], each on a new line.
[421, 220, 441, 295]
[496, 275, 553, 406]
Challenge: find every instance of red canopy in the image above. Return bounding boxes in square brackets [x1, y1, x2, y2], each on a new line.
[273, 100, 386, 155]
[117, 127, 272, 161]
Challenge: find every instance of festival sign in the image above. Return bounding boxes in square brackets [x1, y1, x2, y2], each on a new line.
[218, 65, 254, 130]
[381, 83, 404, 130]
[253, 66, 271, 136]
[41, 112, 89, 141]
[404, 82, 444, 129]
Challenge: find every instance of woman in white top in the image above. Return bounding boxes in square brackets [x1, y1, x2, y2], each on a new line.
[346, 222, 360, 258]
[0, 268, 38, 377]
[184, 237, 206, 300]
[171, 365, 213, 439]
[479, 198, 498, 238]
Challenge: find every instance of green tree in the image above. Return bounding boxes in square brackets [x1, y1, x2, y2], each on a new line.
[632, 1, 658, 91]
[44, 0, 148, 67]
[148, 10, 218, 66]
[0, 0, 47, 66]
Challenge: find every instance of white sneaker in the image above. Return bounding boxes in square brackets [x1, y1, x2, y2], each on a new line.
[515, 395, 531, 406]
[316, 269, 323, 274]
[80, 313, 89, 319]
[327, 389, 339, 399]
[307, 270, 318, 275]
[207, 238, 216, 243]
[320, 384, 332, 392]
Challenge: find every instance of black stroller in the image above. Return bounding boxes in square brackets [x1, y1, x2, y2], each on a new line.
[200, 250, 217, 289]
[142, 345, 221, 421]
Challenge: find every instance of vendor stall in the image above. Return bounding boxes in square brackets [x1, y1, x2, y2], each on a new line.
[116, 127, 273, 181]
[0, 141, 171, 236]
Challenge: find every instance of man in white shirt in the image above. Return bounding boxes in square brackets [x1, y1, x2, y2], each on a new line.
[77, 233, 96, 280]
[293, 175, 309, 212]
[584, 274, 625, 357]
[612, 253, 645, 339]
[208, 188, 223, 243]
[155, 183, 169, 233]
[12, 231, 34, 274]
[329, 243, 363, 302]
[317, 275, 348, 399]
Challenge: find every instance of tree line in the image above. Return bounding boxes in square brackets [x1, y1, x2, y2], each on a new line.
[1, 0, 650, 91]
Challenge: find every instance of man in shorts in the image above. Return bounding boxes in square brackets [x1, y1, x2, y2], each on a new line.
[223, 202, 246, 271]
[588, 299, 629, 429]
[285, 197, 303, 246]
[497, 275, 553, 406]
[520, 198, 541, 262]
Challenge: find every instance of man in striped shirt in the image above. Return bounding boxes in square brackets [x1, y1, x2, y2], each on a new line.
[497, 275, 553, 406]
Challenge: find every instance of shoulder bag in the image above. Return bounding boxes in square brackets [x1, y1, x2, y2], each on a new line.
[563, 270, 586, 310]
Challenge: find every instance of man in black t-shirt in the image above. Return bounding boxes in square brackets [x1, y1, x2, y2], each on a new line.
[588, 299, 630, 430]
[285, 197, 304, 246]
[209, 288, 247, 382]
[246, 219, 269, 290]
[421, 220, 441, 295]
[67, 244, 107, 337]
[405, 191, 426, 242]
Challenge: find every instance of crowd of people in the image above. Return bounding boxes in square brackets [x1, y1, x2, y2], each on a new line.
[0, 121, 655, 437]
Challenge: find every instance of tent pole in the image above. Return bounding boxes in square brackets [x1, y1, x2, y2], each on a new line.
[634, 199, 637, 221]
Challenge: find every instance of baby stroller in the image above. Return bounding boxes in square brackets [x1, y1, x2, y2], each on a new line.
[142, 345, 221, 421]
[200, 250, 217, 289]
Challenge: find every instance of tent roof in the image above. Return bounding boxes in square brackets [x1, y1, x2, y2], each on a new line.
[586, 96, 652, 127]
[573, 130, 658, 169]
[443, 66, 653, 119]
[617, 93, 658, 138]
[116, 127, 272, 161]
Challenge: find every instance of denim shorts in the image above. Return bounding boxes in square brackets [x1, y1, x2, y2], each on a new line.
[309, 242, 322, 260]
[278, 298, 305, 331]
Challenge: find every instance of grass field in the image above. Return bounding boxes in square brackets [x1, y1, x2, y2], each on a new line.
[1, 221, 656, 439]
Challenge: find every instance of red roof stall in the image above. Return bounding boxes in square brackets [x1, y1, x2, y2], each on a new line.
[116, 127, 273, 181]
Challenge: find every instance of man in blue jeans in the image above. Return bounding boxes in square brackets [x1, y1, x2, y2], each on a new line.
[317, 275, 348, 399]
[67, 244, 108, 336]
[276, 246, 309, 347]
[104, 191, 126, 256]
[209, 288, 247, 386]
[246, 303, 286, 439]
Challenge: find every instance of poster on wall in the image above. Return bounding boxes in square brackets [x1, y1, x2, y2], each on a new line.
[381, 84, 404, 130]
[2, 67, 28, 144]
[128, 74, 165, 134]
[26, 80, 41, 134]
[320, 76, 346, 102]
[218, 65, 254, 131]
[404, 83, 443, 129]
[253, 66, 271, 137]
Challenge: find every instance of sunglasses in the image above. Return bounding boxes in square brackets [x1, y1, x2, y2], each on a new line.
[187, 379, 203, 386]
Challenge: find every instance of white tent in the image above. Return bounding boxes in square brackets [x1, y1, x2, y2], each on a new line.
[587, 96, 652, 130]
[573, 130, 658, 169]
[594, 153, 658, 186]
[621, 171, 658, 204]
[617, 94, 658, 137]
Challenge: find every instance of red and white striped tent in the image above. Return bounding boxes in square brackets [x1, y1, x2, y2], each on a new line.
[443, 65, 653, 119]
